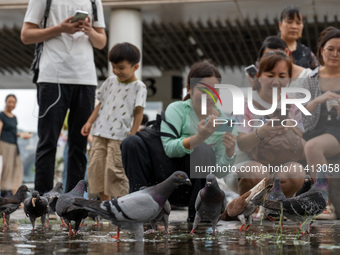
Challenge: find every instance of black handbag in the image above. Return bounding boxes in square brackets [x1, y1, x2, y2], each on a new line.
[136, 111, 182, 182]
[30, 0, 52, 84]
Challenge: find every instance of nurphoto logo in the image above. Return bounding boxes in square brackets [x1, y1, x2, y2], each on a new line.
[203, 84, 312, 116]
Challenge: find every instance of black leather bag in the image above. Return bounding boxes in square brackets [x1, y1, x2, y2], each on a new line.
[30, 0, 52, 84]
[31, 42, 43, 84]
[136, 111, 182, 182]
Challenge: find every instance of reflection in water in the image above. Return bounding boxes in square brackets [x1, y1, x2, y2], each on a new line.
[1, 220, 340, 254]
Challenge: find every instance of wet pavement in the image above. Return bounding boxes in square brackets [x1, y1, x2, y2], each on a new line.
[1, 209, 340, 255]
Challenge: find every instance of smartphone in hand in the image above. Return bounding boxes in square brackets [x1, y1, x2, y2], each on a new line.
[244, 64, 258, 79]
[71, 10, 88, 23]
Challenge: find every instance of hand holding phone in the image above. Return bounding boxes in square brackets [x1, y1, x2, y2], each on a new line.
[71, 10, 88, 23]
[244, 64, 258, 79]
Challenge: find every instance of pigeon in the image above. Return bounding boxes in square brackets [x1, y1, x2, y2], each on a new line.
[226, 178, 272, 231]
[85, 196, 101, 227]
[263, 169, 328, 235]
[295, 174, 314, 197]
[219, 191, 239, 221]
[265, 178, 286, 221]
[24, 190, 49, 230]
[149, 200, 171, 233]
[73, 171, 191, 242]
[0, 185, 29, 227]
[43, 182, 63, 228]
[55, 180, 88, 236]
[139, 186, 171, 233]
[190, 174, 226, 234]
[0, 197, 19, 206]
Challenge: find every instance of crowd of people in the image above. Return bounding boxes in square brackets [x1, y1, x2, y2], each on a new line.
[1, 2, 339, 224]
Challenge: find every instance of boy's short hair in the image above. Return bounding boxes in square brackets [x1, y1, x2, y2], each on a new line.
[108, 42, 140, 66]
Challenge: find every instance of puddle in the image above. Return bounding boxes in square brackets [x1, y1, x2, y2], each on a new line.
[1, 219, 340, 254]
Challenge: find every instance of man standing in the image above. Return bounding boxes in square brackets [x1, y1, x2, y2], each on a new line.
[21, 0, 107, 193]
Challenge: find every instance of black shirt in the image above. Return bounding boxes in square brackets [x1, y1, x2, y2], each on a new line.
[292, 42, 319, 69]
[0, 111, 17, 145]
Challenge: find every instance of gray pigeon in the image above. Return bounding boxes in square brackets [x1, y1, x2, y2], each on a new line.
[56, 180, 88, 236]
[74, 171, 191, 242]
[43, 182, 63, 228]
[24, 190, 49, 230]
[265, 178, 286, 221]
[150, 200, 171, 233]
[140, 186, 171, 233]
[263, 169, 328, 234]
[227, 178, 272, 231]
[0, 185, 29, 227]
[85, 196, 101, 227]
[190, 174, 226, 234]
[295, 174, 313, 197]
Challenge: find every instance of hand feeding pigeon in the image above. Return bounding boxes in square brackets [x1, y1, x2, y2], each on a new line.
[56, 180, 88, 236]
[43, 182, 63, 228]
[73, 171, 191, 242]
[226, 178, 272, 231]
[190, 174, 226, 234]
[24, 190, 49, 230]
[263, 169, 328, 235]
[265, 178, 286, 221]
[295, 174, 314, 197]
[0, 185, 29, 227]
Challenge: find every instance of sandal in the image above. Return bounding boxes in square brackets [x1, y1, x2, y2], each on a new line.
[314, 204, 337, 220]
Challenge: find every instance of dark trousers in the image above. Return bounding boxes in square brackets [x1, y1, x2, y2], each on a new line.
[121, 135, 215, 220]
[35, 83, 95, 194]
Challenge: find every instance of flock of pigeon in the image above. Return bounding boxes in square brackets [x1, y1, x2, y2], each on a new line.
[0, 169, 329, 241]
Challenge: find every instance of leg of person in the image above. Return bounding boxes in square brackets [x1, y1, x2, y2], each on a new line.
[304, 134, 340, 177]
[121, 135, 154, 192]
[276, 162, 305, 198]
[11, 153, 24, 195]
[35, 83, 68, 194]
[0, 141, 16, 196]
[87, 136, 107, 200]
[62, 143, 69, 193]
[66, 85, 95, 192]
[305, 134, 340, 220]
[105, 140, 129, 199]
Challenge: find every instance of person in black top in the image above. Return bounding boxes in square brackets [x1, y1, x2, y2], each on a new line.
[0, 95, 31, 197]
[279, 5, 319, 69]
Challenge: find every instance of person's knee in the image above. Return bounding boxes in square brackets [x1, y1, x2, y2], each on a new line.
[304, 140, 322, 158]
[194, 143, 214, 156]
[192, 143, 215, 165]
[121, 135, 143, 152]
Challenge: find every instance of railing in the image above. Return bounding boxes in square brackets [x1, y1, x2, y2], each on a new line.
[0, 0, 229, 9]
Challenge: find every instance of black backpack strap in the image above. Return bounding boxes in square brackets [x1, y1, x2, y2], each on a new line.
[90, 0, 98, 21]
[43, 0, 52, 28]
[143, 118, 177, 139]
[161, 111, 180, 138]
